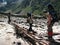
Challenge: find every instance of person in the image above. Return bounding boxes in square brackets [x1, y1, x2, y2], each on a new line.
[8, 13, 11, 24]
[44, 4, 58, 42]
[47, 4, 59, 42]
[27, 13, 36, 34]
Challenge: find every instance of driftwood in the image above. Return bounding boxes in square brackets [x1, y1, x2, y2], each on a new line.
[12, 23, 50, 45]
[13, 23, 38, 45]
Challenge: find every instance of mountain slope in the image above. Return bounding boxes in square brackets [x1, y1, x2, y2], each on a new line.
[0, 0, 60, 15]
[18, 0, 60, 15]
[0, 0, 23, 13]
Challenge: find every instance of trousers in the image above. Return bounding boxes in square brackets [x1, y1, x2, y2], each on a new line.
[47, 20, 55, 38]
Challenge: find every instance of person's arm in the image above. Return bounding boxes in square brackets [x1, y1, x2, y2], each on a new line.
[47, 14, 52, 26]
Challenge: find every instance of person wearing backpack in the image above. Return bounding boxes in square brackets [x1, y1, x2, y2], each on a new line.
[47, 4, 58, 42]
[27, 13, 36, 34]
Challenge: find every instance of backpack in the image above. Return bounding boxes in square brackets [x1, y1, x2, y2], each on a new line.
[27, 17, 33, 24]
[49, 10, 58, 22]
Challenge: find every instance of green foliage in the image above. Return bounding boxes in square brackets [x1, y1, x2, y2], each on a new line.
[23, 6, 32, 13]
[0, 0, 60, 16]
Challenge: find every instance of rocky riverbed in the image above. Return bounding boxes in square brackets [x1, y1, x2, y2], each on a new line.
[0, 16, 60, 45]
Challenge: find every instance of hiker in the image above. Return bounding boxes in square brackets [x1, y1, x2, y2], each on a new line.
[44, 4, 58, 42]
[47, 4, 59, 42]
[8, 13, 11, 24]
[27, 13, 36, 33]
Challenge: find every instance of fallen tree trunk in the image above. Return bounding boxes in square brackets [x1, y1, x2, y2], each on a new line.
[12, 23, 50, 45]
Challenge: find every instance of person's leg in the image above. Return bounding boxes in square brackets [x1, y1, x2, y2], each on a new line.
[47, 21, 54, 40]
[29, 23, 32, 31]
[28, 23, 36, 34]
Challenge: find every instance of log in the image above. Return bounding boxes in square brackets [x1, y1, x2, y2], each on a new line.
[12, 23, 50, 45]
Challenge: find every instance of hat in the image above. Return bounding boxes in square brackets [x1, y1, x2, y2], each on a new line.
[47, 4, 54, 9]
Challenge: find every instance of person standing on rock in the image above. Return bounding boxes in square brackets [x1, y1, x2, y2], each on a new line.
[8, 13, 11, 24]
[44, 4, 58, 42]
[27, 13, 36, 34]
[47, 4, 58, 42]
